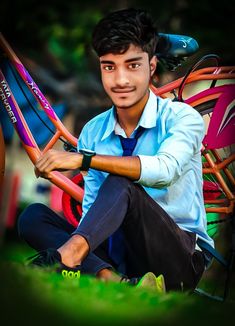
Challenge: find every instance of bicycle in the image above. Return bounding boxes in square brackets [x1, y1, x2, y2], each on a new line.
[0, 32, 234, 300]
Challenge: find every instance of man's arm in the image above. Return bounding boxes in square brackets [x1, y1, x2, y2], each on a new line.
[34, 149, 141, 180]
[89, 154, 141, 180]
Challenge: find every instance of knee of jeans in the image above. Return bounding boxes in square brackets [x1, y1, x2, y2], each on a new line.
[17, 203, 47, 239]
[106, 174, 132, 188]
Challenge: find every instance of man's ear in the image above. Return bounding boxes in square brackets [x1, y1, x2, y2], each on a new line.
[150, 56, 157, 76]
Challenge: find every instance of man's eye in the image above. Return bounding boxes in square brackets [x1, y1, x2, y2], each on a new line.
[103, 66, 114, 71]
[129, 63, 140, 69]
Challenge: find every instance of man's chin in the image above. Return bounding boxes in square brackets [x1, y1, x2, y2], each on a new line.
[112, 98, 135, 109]
[115, 104, 132, 109]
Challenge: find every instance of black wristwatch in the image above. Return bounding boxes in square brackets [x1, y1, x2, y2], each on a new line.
[79, 148, 96, 171]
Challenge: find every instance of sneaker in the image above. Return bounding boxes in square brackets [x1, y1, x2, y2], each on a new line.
[121, 272, 166, 293]
[136, 272, 166, 293]
[27, 248, 81, 279]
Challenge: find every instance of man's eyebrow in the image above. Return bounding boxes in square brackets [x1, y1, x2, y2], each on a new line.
[125, 56, 143, 63]
[100, 56, 144, 65]
[100, 60, 114, 64]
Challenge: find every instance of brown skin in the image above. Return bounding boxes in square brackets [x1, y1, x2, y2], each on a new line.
[35, 151, 141, 181]
[34, 45, 157, 279]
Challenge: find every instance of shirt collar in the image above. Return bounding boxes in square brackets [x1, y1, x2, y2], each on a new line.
[101, 89, 158, 141]
[138, 89, 158, 129]
[101, 107, 117, 141]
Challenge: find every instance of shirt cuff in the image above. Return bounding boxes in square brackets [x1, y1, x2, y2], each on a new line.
[137, 154, 177, 188]
[137, 155, 160, 187]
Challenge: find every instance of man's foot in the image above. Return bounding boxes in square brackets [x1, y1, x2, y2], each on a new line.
[27, 248, 81, 279]
[97, 268, 121, 282]
[136, 272, 166, 293]
[121, 272, 166, 293]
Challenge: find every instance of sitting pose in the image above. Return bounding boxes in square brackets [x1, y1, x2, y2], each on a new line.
[18, 8, 214, 292]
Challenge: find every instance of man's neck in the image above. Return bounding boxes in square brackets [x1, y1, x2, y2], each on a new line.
[116, 91, 149, 137]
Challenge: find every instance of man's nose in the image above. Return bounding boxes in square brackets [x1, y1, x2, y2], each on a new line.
[115, 68, 130, 86]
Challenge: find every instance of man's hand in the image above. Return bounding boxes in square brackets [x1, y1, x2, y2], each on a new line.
[34, 149, 82, 179]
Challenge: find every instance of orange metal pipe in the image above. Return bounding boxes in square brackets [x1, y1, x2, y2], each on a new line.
[42, 130, 62, 154]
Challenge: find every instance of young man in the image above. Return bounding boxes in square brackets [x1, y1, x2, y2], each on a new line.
[18, 8, 214, 292]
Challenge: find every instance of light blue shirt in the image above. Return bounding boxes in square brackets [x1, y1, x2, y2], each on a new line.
[77, 89, 214, 249]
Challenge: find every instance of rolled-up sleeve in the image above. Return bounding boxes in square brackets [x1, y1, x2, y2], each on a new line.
[137, 106, 205, 188]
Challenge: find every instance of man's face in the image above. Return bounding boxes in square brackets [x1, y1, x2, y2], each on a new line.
[99, 44, 157, 110]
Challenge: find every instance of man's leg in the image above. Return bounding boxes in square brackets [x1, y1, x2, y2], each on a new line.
[17, 203, 113, 275]
[74, 175, 205, 291]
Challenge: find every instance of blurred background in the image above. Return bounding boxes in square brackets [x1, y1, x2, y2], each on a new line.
[0, 0, 234, 239]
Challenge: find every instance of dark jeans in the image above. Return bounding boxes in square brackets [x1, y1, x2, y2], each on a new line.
[18, 175, 206, 291]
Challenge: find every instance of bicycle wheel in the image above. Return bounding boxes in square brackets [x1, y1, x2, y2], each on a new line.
[193, 99, 233, 223]
[61, 173, 84, 227]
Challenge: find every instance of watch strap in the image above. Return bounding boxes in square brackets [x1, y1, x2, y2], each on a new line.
[81, 154, 93, 171]
[79, 149, 96, 171]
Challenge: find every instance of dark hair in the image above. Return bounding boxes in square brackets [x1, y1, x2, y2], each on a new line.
[92, 8, 158, 59]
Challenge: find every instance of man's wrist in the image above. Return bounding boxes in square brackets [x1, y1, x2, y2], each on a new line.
[79, 149, 96, 171]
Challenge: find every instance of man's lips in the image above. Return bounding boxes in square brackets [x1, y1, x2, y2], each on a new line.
[111, 87, 136, 93]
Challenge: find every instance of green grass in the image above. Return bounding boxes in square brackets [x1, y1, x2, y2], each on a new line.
[0, 236, 235, 326]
